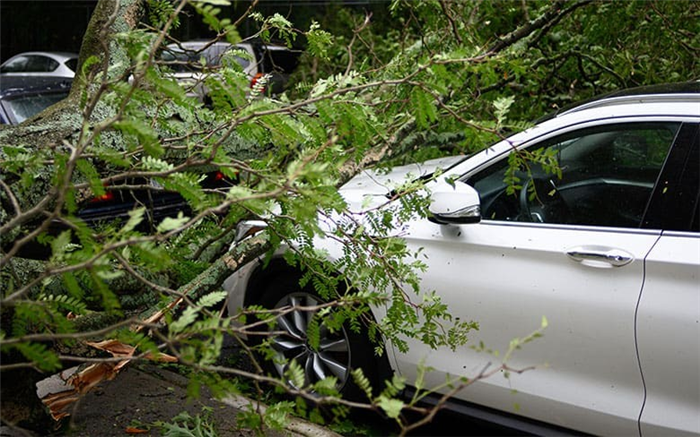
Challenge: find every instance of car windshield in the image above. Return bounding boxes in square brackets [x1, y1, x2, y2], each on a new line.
[3, 92, 68, 123]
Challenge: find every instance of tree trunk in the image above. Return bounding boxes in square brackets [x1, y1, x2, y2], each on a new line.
[1, 0, 148, 430]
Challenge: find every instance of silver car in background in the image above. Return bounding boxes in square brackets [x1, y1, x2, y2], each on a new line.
[160, 39, 300, 101]
[1, 51, 78, 78]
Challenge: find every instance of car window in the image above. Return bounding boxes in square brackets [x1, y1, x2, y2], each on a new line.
[256, 47, 300, 94]
[4, 92, 69, 123]
[1, 55, 59, 73]
[467, 122, 680, 228]
[1, 56, 30, 73]
[31, 56, 59, 72]
[260, 48, 299, 74]
[64, 58, 78, 72]
[222, 47, 251, 69]
[161, 44, 249, 72]
[161, 49, 205, 72]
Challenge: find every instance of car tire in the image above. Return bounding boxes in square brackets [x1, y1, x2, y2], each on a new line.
[254, 276, 383, 401]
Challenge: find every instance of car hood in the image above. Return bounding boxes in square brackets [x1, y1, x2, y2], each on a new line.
[339, 155, 466, 209]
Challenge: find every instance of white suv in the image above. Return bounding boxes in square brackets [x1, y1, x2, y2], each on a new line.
[225, 82, 700, 436]
[160, 40, 299, 100]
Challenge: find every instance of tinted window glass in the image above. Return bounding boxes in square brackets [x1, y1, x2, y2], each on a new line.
[468, 123, 680, 228]
[222, 47, 251, 69]
[1, 56, 30, 73]
[260, 49, 299, 74]
[64, 58, 78, 72]
[161, 50, 206, 73]
[28, 56, 58, 72]
[5, 92, 68, 123]
[2, 55, 59, 73]
[161, 44, 249, 73]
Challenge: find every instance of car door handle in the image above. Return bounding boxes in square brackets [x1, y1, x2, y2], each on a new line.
[566, 247, 634, 267]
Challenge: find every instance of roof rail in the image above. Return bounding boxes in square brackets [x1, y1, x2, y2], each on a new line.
[535, 81, 700, 122]
[559, 92, 700, 117]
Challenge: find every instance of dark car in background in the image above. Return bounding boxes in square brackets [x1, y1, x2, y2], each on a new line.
[77, 170, 235, 230]
[0, 75, 234, 259]
[0, 75, 72, 125]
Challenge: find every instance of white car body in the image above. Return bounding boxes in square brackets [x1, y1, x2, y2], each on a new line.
[225, 84, 700, 435]
[0, 51, 77, 78]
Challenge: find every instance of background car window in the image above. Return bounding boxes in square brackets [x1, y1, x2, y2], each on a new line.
[222, 48, 251, 69]
[468, 122, 680, 228]
[0, 56, 30, 72]
[27, 55, 59, 72]
[64, 58, 78, 73]
[2, 55, 59, 73]
[259, 48, 300, 94]
[161, 45, 249, 72]
[4, 93, 68, 123]
[261, 49, 299, 74]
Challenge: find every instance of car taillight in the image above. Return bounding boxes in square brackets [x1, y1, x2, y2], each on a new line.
[90, 186, 114, 203]
[250, 72, 263, 88]
[90, 192, 114, 203]
[250, 73, 269, 94]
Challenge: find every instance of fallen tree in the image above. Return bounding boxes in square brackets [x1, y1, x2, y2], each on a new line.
[1, 0, 696, 434]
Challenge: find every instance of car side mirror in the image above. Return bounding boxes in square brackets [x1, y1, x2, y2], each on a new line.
[428, 180, 481, 225]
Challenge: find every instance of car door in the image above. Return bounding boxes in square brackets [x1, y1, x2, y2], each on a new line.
[637, 232, 700, 436]
[393, 120, 683, 435]
[636, 122, 700, 436]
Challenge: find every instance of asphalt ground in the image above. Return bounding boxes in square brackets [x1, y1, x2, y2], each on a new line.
[4, 362, 340, 437]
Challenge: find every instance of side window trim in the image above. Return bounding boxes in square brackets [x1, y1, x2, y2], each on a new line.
[643, 123, 700, 232]
[466, 121, 681, 229]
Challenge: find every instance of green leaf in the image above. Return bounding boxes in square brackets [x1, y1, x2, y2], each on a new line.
[61, 272, 84, 300]
[39, 294, 88, 315]
[494, 96, 515, 126]
[285, 360, 305, 390]
[157, 212, 189, 233]
[411, 88, 437, 129]
[307, 21, 333, 60]
[51, 230, 73, 260]
[94, 267, 124, 281]
[131, 242, 170, 270]
[377, 396, 404, 419]
[170, 306, 199, 334]
[113, 119, 163, 157]
[142, 156, 174, 172]
[312, 377, 340, 396]
[16, 342, 60, 372]
[75, 158, 105, 198]
[263, 401, 295, 431]
[351, 368, 373, 400]
[120, 207, 146, 234]
[196, 291, 227, 308]
[306, 315, 321, 352]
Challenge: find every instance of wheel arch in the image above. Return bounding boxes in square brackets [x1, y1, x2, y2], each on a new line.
[241, 255, 396, 390]
[241, 256, 303, 307]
